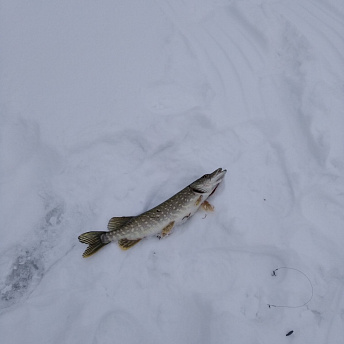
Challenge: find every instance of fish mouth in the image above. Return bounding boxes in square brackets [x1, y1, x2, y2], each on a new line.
[206, 168, 226, 196]
[210, 168, 227, 184]
[190, 168, 227, 194]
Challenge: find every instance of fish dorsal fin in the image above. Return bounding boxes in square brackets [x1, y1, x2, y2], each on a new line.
[118, 238, 141, 250]
[107, 216, 134, 231]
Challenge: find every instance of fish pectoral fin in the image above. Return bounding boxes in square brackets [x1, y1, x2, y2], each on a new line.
[160, 221, 175, 238]
[195, 195, 203, 206]
[118, 238, 142, 250]
[108, 216, 134, 231]
[201, 201, 214, 212]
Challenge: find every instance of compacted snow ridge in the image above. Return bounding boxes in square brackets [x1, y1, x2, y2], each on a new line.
[1, 1, 344, 343]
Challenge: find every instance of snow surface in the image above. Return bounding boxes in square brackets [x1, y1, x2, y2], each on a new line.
[1, 0, 344, 343]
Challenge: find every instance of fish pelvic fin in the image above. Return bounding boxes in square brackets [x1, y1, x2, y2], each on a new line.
[107, 216, 134, 231]
[161, 221, 175, 237]
[118, 238, 142, 250]
[78, 231, 109, 258]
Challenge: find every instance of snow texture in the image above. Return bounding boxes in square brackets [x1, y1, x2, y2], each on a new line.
[1, 0, 344, 343]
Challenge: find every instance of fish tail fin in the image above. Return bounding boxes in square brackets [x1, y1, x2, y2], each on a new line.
[78, 231, 109, 258]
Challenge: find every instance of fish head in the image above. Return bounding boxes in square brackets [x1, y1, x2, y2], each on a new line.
[190, 168, 227, 195]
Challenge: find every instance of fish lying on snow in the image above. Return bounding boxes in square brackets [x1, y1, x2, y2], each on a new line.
[78, 168, 226, 257]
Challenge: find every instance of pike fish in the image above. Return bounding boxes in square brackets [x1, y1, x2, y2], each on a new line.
[78, 168, 226, 257]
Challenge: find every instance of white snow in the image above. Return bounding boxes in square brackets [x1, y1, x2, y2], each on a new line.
[1, 0, 344, 343]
